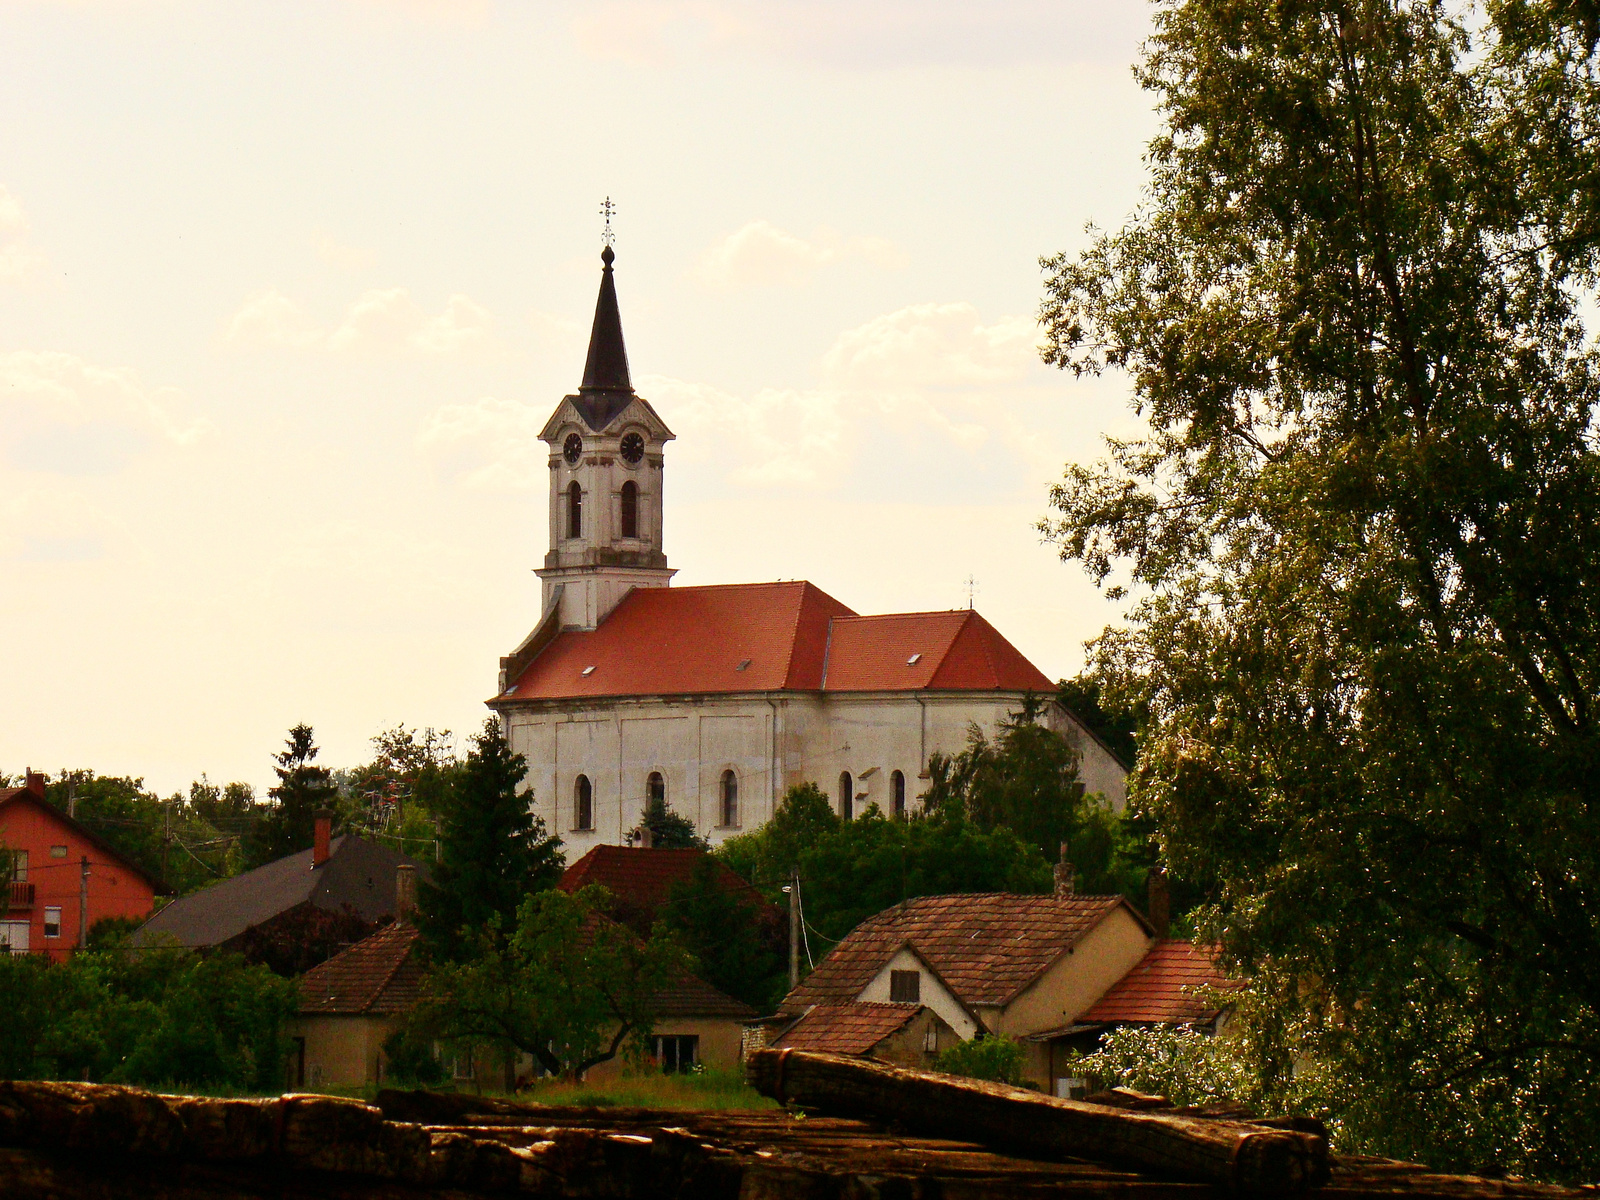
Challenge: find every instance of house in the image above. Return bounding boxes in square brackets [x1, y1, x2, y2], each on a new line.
[556, 844, 782, 938]
[0, 771, 169, 960]
[131, 809, 428, 960]
[488, 246, 1128, 849]
[769, 1002, 963, 1070]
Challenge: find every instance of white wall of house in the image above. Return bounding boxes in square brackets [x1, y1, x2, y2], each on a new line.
[855, 946, 980, 1039]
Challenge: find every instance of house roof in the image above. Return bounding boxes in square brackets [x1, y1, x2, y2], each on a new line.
[0, 788, 171, 895]
[496, 582, 1053, 702]
[131, 834, 429, 950]
[655, 966, 759, 1019]
[780, 893, 1136, 1013]
[557, 846, 778, 929]
[1077, 940, 1234, 1025]
[772, 1002, 926, 1055]
[299, 921, 423, 1016]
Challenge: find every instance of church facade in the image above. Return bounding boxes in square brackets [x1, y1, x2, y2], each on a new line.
[488, 247, 1128, 850]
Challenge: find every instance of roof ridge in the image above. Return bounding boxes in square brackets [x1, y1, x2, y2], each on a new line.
[363, 923, 420, 1013]
[778, 582, 809, 688]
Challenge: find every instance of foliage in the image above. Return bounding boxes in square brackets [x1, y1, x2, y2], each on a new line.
[1036, 0, 1600, 1179]
[1055, 673, 1139, 767]
[659, 855, 786, 1011]
[230, 903, 379, 977]
[522, 1067, 778, 1110]
[245, 725, 339, 869]
[932, 1035, 1027, 1086]
[40, 771, 229, 894]
[720, 785, 1051, 963]
[415, 719, 565, 962]
[922, 698, 1143, 897]
[1073, 1025, 1261, 1110]
[626, 797, 709, 850]
[0, 947, 297, 1089]
[337, 725, 458, 860]
[405, 885, 691, 1079]
[381, 1023, 445, 1087]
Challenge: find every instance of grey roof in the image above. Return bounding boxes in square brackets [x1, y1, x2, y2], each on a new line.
[131, 834, 429, 950]
[574, 244, 635, 431]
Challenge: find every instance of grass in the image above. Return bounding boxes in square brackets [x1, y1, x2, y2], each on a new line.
[520, 1068, 778, 1111]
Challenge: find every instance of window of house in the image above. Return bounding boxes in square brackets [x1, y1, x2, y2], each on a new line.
[647, 772, 665, 804]
[43, 908, 61, 939]
[567, 481, 583, 538]
[620, 481, 639, 539]
[49, 845, 67, 858]
[839, 772, 854, 821]
[654, 1034, 699, 1074]
[10, 850, 27, 882]
[891, 770, 906, 817]
[890, 970, 921, 1003]
[0, 922, 28, 954]
[720, 770, 738, 827]
[575, 775, 593, 830]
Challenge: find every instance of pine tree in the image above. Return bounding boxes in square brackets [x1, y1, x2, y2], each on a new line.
[245, 724, 338, 868]
[415, 718, 564, 961]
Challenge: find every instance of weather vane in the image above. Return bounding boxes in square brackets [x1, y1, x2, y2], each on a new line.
[964, 574, 979, 610]
[600, 196, 617, 247]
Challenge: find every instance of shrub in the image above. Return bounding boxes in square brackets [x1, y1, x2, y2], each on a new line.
[932, 1035, 1026, 1085]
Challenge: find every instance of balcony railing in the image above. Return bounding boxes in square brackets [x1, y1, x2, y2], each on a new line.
[6, 880, 35, 909]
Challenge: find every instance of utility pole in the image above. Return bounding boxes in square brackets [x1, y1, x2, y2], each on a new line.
[786, 867, 801, 990]
[78, 856, 89, 951]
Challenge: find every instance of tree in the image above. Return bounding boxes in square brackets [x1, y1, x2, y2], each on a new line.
[1056, 673, 1139, 767]
[338, 725, 459, 861]
[414, 719, 564, 961]
[659, 855, 786, 1011]
[932, 1034, 1027, 1086]
[1037, 0, 1600, 1179]
[406, 885, 690, 1080]
[718, 782, 838, 893]
[246, 725, 338, 868]
[626, 797, 709, 850]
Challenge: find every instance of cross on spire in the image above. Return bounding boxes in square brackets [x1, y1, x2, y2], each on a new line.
[600, 196, 617, 246]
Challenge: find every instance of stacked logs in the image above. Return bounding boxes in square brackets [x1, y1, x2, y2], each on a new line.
[747, 1049, 1328, 1196]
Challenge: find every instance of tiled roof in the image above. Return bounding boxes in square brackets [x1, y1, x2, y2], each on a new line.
[655, 967, 758, 1019]
[299, 922, 423, 1016]
[1078, 940, 1234, 1025]
[131, 835, 429, 950]
[496, 583, 1052, 702]
[780, 893, 1132, 1013]
[557, 846, 778, 929]
[772, 1002, 923, 1055]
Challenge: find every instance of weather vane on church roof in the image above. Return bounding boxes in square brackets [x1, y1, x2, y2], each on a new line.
[600, 196, 617, 247]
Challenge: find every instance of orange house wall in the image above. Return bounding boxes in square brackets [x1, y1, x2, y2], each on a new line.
[0, 799, 158, 961]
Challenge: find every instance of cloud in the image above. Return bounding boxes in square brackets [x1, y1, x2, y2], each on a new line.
[416, 395, 547, 491]
[691, 221, 905, 289]
[643, 376, 847, 485]
[315, 232, 377, 273]
[820, 302, 1038, 390]
[568, 0, 1149, 68]
[0, 350, 205, 476]
[0, 185, 49, 284]
[225, 288, 493, 355]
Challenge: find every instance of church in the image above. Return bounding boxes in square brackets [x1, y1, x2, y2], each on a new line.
[488, 245, 1128, 849]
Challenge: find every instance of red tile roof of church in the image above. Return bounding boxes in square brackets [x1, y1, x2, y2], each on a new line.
[498, 582, 1052, 701]
[1077, 940, 1234, 1024]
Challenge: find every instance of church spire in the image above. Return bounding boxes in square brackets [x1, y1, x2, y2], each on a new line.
[580, 244, 633, 395]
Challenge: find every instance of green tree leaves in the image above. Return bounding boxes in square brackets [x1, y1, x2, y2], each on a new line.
[246, 724, 338, 869]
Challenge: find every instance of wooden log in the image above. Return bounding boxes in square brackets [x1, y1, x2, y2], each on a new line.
[748, 1049, 1328, 1197]
[0, 1081, 186, 1158]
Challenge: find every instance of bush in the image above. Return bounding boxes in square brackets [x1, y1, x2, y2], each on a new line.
[932, 1035, 1026, 1085]
[382, 1025, 445, 1086]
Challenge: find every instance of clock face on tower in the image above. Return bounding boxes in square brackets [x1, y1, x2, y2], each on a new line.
[563, 433, 583, 465]
[620, 431, 645, 465]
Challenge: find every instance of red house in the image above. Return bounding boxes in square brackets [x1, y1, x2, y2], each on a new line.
[0, 772, 168, 960]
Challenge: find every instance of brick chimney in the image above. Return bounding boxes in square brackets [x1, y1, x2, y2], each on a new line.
[24, 771, 45, 799]
[1053, 842, 1076, 898]
[1147, 866, 1171, 938]
[395, 863, 417, 922]
[313, 808, 333, 867]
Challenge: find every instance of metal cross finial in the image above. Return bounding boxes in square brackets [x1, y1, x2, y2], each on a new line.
[963, 574, 979, 610]
[600, 196, 617, 246]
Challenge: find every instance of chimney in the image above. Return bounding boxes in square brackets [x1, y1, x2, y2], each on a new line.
[395, 864, 417, 923]
[1147, 866, 1171, 938]
[313, 808, 333, 867]
[1053, 842, 1075, 898]
[24, 771, 45, 800]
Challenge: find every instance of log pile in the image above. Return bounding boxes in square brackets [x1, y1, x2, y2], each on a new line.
[0, 1073, 1586, 1200]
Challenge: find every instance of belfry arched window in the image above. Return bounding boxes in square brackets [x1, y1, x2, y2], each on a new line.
[839, 771, 854, 821]
[891, 770, 906, 817]
[620, 481, 639, 539]
[574, 774, 593, 830]
[720, 770, 739, 827]
[647, 771, 665, 805]
[567, 481, 583, 539]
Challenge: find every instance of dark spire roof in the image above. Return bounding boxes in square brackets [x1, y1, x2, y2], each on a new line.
[572, 245, 636, 431]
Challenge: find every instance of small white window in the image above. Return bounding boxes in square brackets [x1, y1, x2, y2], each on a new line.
[43, 908, 62, 939]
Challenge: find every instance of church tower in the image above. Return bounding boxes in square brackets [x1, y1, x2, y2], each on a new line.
[535, 245, 675, 631]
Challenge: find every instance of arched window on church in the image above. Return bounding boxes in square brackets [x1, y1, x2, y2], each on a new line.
[720, 770, 738, 827]
[574, 774, 593, 830]
[839, 771, 854, 821]
[647, 771, 665, 805]
[567, 481, 583, 539]
[891, 770, 906, 818]
[620, 481, 639, 539]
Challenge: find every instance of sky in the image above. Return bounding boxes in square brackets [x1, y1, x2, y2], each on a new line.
[0, 0, 1159, 797]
